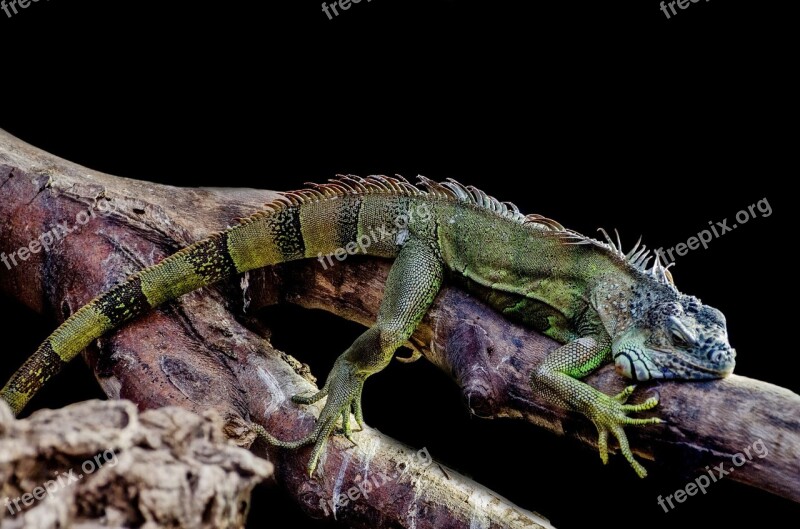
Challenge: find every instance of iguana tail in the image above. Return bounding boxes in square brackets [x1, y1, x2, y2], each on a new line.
[1, 186, 413, 415]
[0, 230, 243, 415]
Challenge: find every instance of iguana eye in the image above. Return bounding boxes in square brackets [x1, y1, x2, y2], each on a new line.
[668, 316, 697, 347]
[671, 329, 689, 348]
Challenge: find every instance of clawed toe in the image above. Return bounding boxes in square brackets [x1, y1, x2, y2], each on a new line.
[591, 388, 663, 478]
[292, 387, 328, 405]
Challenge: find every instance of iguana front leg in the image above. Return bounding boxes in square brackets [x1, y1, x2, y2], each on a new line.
[255, 237, 444, 475]
[531, 336, 661, 477]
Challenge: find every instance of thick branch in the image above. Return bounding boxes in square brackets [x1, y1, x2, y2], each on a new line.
[0, 129, 553, 528]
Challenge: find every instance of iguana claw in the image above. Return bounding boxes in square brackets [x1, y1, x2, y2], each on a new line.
[591, 385, 661, 478]
[395, 342, 424, 363]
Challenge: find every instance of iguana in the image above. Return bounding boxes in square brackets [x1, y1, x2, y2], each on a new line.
[0, 175, 735, 478]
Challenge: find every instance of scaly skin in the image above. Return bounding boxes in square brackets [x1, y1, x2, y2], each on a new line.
[0, 175, 736, 478]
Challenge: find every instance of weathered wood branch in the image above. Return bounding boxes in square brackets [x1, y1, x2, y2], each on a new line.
[0, 400, 272, 528]
[0, 130, 555, 528]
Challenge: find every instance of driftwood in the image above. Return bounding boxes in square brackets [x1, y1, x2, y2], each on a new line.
[0, 129, 797, 527]
[0, 399, 272, 528]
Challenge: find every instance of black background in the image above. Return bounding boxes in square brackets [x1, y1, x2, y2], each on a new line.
[1, 1, 795, 528]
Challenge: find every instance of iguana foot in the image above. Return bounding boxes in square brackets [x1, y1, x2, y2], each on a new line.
[590, 385, 661, 478]
[289, 357, 366, 475]
[304, 358, 366, 475]
[254, 357, 366, 476]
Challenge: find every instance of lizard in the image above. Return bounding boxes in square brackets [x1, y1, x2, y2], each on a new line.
[0, 175, 736, 478]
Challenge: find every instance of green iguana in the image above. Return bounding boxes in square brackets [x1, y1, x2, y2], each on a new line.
[0, 175, 735, 478]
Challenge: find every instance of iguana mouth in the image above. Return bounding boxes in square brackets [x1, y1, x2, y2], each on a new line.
[614, 346, 735, 381]
[648, 347, 735, 379]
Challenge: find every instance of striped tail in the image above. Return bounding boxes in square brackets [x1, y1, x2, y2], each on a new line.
[1, 180, 419, 415]
[0, 229, 244, 415]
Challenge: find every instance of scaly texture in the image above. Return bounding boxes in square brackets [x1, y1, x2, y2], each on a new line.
[1, 175, 736, 477]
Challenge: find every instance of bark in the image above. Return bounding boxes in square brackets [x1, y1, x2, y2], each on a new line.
[0, 128, 797, 529]
[0, 400, 272, 529]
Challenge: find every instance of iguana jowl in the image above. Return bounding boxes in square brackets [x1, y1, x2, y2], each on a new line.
[0, 176, 736, 477]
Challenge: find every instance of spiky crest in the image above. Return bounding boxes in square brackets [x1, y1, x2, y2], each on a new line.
[237, 175, 674, 286]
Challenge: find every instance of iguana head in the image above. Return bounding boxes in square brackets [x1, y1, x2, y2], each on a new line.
[612, 294, 736, 381]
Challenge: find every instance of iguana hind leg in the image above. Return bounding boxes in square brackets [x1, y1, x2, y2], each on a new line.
[257, 237, 444, 476]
